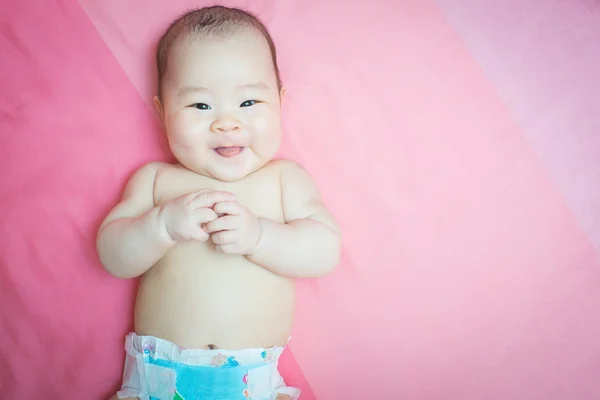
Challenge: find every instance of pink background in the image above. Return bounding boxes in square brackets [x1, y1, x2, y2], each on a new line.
[1, 0, 599, 398]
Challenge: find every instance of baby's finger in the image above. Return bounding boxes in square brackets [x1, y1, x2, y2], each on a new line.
[191, 190, 236, 209]
[211, 230, 237, 245]
[192, 208, 219, 224]
[204, 215, 238, 233]
[214, 243, 241, 255]
[190, 227, 209, 242]
[212, 201, 241, 216]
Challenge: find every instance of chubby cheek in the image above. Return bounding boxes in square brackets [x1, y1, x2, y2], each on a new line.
[166, 113, 207, 148]
[247, 113, 281, 153]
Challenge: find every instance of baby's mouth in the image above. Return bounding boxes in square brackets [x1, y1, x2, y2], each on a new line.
[213, 146, 244, 157]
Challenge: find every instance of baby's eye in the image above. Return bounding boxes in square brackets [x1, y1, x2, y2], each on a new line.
[240, 100, 257, 107]
[192, 103, 211, 110]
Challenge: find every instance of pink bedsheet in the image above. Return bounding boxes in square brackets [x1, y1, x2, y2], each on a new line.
[1, 0, 599, 398]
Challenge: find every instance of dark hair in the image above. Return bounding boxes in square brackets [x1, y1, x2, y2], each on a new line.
[155, 5, 282, 97]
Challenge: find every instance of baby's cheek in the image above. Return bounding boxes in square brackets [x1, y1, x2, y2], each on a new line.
[248, 114, 268, 133]
[250, 115, 281, 148]
[169, 117, 207, 146]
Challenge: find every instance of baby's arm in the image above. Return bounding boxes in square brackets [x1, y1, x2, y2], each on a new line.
[96, 163, 235, 279]
[96, 163, 173, 279]
[247, 161, 341, 278]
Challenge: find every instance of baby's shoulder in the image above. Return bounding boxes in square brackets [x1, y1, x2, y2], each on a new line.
[267, 158, 313, 183]
[134, 161, 188, 178]
[132, 160, 173, 172]
[267, 158, 306, 176]
[124, 161, 180, 192]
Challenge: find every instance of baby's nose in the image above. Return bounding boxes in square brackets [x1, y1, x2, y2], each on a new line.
[210, 116, 241, 133]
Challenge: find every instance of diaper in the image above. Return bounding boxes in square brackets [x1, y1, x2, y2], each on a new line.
[117, 333, 301, 400]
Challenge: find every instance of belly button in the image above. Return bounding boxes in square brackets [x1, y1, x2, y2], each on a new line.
[207, 344, 217, 350]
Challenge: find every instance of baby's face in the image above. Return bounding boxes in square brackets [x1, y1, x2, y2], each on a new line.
[156, 29, 284, 182]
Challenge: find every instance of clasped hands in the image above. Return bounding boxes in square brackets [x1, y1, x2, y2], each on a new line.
[157, 189, 261, 255]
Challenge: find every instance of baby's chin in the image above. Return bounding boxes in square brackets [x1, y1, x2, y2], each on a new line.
[188, 161, 267, 182]
[207, 167, 255, 182]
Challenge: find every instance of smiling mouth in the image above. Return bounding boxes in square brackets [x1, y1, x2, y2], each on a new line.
[213, 146, 245, 157]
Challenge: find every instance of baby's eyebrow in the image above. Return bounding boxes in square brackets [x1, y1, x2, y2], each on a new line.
[177, 83, 269, 96]
[238, 82, 270, 90]
[178, 86, 209, 96]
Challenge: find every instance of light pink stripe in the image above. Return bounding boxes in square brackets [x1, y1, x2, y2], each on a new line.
[435, 0, 600, 254]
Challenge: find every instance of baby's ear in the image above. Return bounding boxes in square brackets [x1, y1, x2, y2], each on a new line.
[153, 96, 165, 125]
[279, 87, 287, 104]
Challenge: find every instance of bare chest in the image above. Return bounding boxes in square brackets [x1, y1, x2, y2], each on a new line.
[153, 165, 285, 223]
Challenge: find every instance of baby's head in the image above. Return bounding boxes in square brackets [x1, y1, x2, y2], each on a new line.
[154, 6, 285, 181]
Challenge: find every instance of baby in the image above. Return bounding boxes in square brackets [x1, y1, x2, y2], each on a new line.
[96, 5, 341, 400]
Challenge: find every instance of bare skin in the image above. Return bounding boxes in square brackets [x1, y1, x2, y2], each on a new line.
[100, 161, 337, 399]
[133, 161, 296, 350]
[98, 26, 341, 399]
[99, 158, 340, 348]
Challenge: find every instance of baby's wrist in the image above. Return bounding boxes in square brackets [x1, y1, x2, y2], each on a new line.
[154, 206, 176, 246]
[245, 217, 264, 256]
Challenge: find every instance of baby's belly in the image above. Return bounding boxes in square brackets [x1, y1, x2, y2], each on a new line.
[133, 243, 295, 350]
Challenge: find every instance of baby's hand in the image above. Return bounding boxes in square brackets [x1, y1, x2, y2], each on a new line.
[204, 201, 261, 255]
[157, 189, 237, 243]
